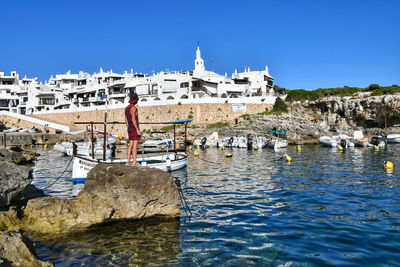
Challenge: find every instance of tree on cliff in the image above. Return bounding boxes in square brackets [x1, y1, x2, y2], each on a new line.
[272, 97, 288, 113]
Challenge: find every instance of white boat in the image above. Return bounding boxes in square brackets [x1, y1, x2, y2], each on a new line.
[194, 132, 219, 148]
[370, 136, 387, 147]
[266, 138, 288, 149]
[318, 136, 339, 147]
[72, 152, 188, 184]
[386, 134, 400, 143]
[217, 137, 234, 148]
[3, 126, 22, 133]
[231, 136, 248, 148]
[142, 137, 174, 148]
[54, 137, 116, 159]
[54, 140, 88, 154]
[254, 135, 268, 149]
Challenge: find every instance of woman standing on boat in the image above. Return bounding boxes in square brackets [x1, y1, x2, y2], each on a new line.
[125, 93, 141, 165]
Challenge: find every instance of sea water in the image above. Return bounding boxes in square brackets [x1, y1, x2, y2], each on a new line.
[32, 146, 400, 266]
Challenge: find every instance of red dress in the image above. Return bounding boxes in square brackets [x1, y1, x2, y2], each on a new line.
[125, 104, 141, 141]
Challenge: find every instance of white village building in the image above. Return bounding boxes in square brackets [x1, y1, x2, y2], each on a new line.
[0, 46, 276, 115]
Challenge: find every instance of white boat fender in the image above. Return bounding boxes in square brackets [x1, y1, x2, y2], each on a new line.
[141, 158, 147, 167]
[166, 156, 171, 171]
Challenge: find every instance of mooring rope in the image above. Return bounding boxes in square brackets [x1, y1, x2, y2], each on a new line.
[174, 177, 192, 217]
[39, 156, 74, 190]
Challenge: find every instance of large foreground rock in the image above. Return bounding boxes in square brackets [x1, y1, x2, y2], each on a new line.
[0, 158, 33, 209]
[1, 164, 180, 234]
[0, 230, 54, 266]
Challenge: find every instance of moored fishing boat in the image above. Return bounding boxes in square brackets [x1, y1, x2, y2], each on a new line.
[71, 118, 192, 184]
[72, 151, 188, 184]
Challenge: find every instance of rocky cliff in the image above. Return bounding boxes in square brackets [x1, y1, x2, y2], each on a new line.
[194, 94, 400, 144]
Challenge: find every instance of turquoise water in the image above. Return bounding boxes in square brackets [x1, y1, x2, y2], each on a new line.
[32, 146, 400, 266]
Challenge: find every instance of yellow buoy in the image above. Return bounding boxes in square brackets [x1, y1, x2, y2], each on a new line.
[338, 145, 343, 152]
[221, 145, 225, 150]
[225, 153, 232, 157]
[383, 160, 394, 171]
[119, 133, 123, 140]
[44, 144, 47, 150]
[285, 154, 292, 163]
[374, 145, 379, 151]
[254, 145, 258, 150]
[194, 151, 199, 157]
[297, 145, 301, 152]
[188, 145, 192, 150]
[161, 145, 165, 150]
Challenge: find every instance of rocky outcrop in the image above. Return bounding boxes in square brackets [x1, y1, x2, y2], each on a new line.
[0, 147, 39, 165]
[0, 230, 54, 266]
[0, 164, 180, 234]
[0, 156, 33, 210]
[305, 95, 400, 131]
[193, 94, 400, 144]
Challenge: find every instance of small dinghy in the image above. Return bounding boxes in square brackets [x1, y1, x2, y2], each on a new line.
[319, 136, 339, 147]
[386, 134, 400, 143]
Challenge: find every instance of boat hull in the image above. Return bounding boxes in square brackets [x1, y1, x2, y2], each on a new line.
[318, 136, 338, 147]
[386, 134, 400, 143]
[72, 152, 187, 184]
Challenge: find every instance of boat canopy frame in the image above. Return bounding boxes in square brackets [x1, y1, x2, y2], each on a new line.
[73, 117, 193, 161]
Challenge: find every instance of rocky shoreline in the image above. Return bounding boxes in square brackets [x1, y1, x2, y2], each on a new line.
[189, 94, 400, 144]
[0, 147, 180, 265]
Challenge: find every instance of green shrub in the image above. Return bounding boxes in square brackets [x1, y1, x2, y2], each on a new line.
[240, 114, 251, 120]
[272, 97, 288, 113]
[370, 85, 400, 96]
[160, 125, 176, 132]
[368, 84, 380, 91]
[206, 122, 229, 129]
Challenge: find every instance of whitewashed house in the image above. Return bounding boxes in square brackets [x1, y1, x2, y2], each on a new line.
[1, 45, 276, 114]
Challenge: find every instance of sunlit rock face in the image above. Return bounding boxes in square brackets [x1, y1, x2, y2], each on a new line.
[0, 230, 54, 266]
[17, 164, 180, 234]
[0, 150, 33, 209]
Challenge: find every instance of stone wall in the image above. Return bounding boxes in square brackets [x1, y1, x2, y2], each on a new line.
[28, 103, 272, 135]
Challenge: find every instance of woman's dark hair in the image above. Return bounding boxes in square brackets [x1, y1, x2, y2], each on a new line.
[129, 92, 138, 101]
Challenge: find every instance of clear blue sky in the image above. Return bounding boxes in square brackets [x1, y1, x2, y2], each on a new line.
[1, 0, 399, 89]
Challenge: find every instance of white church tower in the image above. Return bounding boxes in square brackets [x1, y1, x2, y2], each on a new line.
[193, 45, 205, 77]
